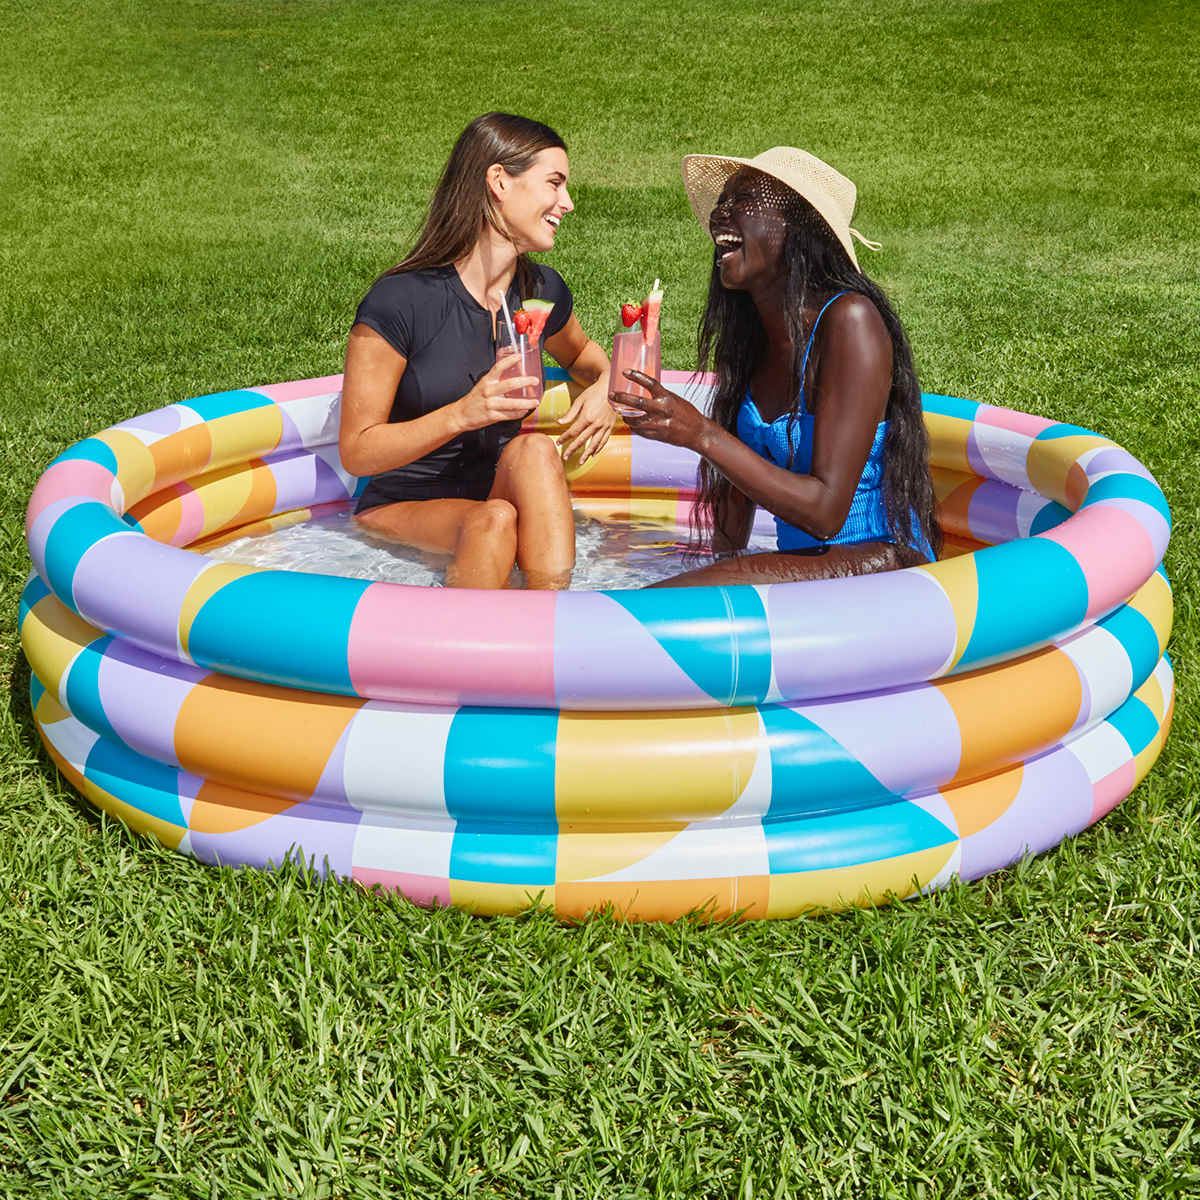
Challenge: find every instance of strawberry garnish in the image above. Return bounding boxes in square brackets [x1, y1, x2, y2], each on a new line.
[621, 303, 643, 328]
[513, 311, 531, 335]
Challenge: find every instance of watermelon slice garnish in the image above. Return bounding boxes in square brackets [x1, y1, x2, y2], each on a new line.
[642, 279, 663, 340]
[519, 298, 554, 342]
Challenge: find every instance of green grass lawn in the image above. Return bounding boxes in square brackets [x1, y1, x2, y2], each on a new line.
[3, 1, 1198, 1195]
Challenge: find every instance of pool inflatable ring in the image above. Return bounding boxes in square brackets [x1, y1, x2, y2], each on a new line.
[22, 369, 1173, 919]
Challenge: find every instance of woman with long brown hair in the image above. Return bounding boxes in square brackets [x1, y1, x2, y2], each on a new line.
[613, 147, 940, 585]
[339, 113, 614, 589]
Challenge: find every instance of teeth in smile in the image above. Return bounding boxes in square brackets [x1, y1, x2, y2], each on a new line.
[546, 215, 561, 227]
[714, 233, 742, 250]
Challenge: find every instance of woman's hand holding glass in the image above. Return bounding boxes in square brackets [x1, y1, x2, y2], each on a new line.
[458, 350, 542, 430]
[610, 369, 709, 449]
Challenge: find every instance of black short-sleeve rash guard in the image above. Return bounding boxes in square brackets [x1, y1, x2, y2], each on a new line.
[351, 262, 573, 510]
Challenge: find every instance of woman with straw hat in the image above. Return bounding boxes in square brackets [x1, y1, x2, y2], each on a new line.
[339, 113, 615, 589]
[613, 147, 940, 584]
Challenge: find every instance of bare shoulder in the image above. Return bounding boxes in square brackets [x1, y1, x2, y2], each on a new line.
[824, 292, 888, 344]
[819, 292, 893, 385]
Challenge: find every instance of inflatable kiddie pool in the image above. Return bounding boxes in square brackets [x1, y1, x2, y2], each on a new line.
[21, 368, 1173, 920]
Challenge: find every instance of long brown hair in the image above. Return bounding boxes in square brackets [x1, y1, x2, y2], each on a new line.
[385, 112, 566, 299]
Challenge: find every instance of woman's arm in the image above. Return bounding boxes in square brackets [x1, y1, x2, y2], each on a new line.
[543, 313, 615, 462]
[617, 295, 893, 540]
[338, 323, 539, 478]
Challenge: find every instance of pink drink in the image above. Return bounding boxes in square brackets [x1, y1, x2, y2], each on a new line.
[496, 327, 543, 403]
[608, 328, 661, 416]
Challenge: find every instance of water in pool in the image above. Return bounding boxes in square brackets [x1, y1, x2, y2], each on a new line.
[204, 507, 778, 589]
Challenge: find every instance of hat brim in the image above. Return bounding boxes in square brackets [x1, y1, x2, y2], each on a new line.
[681, 154, 756, 237]
[680, 152, 860, 271]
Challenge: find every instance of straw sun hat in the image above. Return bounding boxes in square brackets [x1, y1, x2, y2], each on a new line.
[681, 147, 881, 270]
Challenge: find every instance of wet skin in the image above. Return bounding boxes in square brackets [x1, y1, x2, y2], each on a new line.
[612, 168, 910, 585]
[644, 541, 927, 588]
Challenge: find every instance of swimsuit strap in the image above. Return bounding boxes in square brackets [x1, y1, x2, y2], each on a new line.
[798, 290, 850, 415]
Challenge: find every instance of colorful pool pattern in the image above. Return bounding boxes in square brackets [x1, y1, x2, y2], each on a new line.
[21, 370, 1174, 919]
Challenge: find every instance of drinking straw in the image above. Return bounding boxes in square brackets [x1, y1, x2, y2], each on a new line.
[643, 278, 662, 342]
[498, 292, 519, 348]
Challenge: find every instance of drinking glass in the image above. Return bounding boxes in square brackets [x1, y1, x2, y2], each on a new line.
[608, 328, 661, 417]
[496, 323, 544, 404]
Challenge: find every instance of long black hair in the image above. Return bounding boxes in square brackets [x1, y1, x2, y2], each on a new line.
[694, 191, 941, 559]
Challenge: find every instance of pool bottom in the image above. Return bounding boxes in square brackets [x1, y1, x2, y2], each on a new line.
[203, 506, 781, 590]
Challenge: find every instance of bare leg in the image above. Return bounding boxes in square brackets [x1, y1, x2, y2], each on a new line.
[354, 498, 518, 589]
[489, 433, 575, 590]
[649, 541, 928, 587]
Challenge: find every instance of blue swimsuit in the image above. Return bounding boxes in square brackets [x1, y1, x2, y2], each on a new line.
[735, 292, 932, 560]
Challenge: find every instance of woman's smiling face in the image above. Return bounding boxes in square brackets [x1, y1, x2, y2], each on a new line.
[709, 168, 796, 290]
[496, 147, 574, 253]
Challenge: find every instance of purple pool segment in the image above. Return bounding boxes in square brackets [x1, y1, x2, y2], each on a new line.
[188, 799, 360, 877]
[69, 535, 215, 661]
[1082, 447, 1156, 483]
[275, 404, 309, 456]
[956, 746, 1093, 882]
[177, 766, 206, 812]
[629, 436, 700, 491]
[964, 441, 1000, 492]
[794, 683, 962, 796]
[111, 405, 189, 438]
[767, 569, 959, 700]
[229, 379, 344, 467]
[966, 422, 1028, 489]
[93, 638, 202, 763]
[968, 480, 1022, 545]
[261, 449, 355, 516]
[309, 448, 357, 502]
[554, 591, 716, 709]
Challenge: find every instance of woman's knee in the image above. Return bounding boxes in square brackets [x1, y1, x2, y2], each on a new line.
[461, 498, 518, 540]
[500, 432, 565, 477]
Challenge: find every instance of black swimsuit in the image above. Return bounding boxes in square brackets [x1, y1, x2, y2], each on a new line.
[351, 263, 572, 511]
